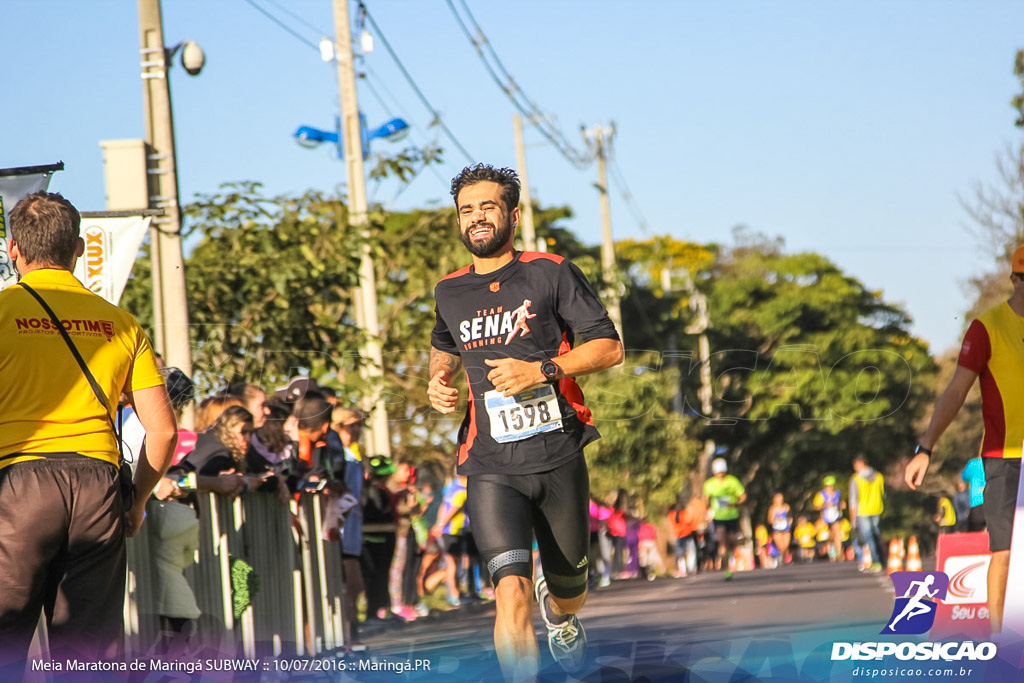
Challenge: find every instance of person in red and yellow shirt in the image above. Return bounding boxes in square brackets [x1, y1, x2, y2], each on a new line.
[906, 244, 1024, 636]
[0, 192, 177, 675]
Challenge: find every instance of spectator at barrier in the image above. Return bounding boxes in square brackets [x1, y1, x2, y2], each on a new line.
[182, 406, 284, 503]
[193, 394, 244, 433]
[767, 492, 793, 565]
[248, 401, 294, 472]
[362, 455, 400, 622]
[327, 405, 365, 646]
[226, 382, 271, 431]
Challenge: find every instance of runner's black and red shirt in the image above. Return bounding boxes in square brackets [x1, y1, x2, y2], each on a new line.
[432, 251, 619, 476]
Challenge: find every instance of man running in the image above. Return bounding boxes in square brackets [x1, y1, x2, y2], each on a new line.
[702, 457, 747, 579]
[428, 164, 623, 680]
[905, 245, 1024, 636]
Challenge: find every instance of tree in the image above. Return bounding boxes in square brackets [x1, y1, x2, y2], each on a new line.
[122, 182, 367, 396]
[693, 231, 938, 524]
[580, 352, 699, 512]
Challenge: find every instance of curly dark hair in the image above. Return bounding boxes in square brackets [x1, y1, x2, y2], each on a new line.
[450, 164, 520, 211]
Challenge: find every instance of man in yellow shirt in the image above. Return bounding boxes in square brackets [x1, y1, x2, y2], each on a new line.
[906, 245, 1024, 636]
[0, 192, 177, 675]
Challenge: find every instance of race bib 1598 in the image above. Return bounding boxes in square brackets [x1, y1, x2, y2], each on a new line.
[484, 384, 563, 444]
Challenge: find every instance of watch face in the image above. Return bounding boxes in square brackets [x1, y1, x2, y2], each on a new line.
[542, 361, 558, 379]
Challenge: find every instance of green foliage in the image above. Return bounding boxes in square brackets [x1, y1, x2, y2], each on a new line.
[693, 238, 938, 523]
[182, 182, 366, 394]
[374, 206, 469, 465]
[581, 352, 698, 513]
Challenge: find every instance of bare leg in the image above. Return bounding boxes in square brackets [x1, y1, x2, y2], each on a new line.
[493, 575, 538, 682]
[988, 550, 1010, 634]
[549, 589, 586, 618]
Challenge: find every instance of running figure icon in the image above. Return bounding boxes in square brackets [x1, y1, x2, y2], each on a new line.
[888, 575, 939, 631]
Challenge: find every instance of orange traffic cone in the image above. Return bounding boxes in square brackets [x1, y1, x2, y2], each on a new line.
[905, 535, 923, 572]
[887, 538, 904, 575]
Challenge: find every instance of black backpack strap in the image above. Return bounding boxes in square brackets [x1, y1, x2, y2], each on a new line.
[19, 281, 125, 463]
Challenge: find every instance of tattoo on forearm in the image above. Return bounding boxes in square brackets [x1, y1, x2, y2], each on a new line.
[430, 348, 461, 377]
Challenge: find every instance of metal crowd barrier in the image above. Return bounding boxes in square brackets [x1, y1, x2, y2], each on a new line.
[124, 491, 347, 658]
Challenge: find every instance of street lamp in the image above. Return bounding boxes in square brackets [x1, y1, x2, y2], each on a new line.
[292, 104, 407, 459]
[293, 114, 409, 160]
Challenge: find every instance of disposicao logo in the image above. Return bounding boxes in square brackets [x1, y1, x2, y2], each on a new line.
[830, 570, 997, 663]
[881, 571, 948, 635]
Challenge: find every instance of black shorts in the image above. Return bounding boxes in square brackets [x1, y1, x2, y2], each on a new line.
[466, 454, 589, 599]
[443, 534, 469, 557]
[982, 457, 1021, 552]
[713, 518, 740, 539]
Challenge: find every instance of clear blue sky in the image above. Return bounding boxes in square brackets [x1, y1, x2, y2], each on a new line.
[4, 1, 1023, 353]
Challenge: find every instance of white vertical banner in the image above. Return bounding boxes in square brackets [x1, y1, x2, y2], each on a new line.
[73, 215, 152, 304]
[0, 166, 59, 289]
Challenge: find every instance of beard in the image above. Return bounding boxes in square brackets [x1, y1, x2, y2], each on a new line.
[460, 219, 514, 258]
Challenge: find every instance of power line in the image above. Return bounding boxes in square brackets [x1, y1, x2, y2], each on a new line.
[609, 156, 651, 235]
[358, 2, 475, 164]
[445, 0, 592, 169]
[241, 0, 474, 165]
[259, 0, 325, 35]
[240, 0, 320, 51]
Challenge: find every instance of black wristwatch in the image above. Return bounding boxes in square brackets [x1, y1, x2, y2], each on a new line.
[914, 444, 932, 456]
[540, 359, 561, 383]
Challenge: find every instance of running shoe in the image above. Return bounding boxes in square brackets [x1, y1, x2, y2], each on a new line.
[723, 569, 733, 581]
[535, 576, 587, 672]
[867, 563, 884, 573]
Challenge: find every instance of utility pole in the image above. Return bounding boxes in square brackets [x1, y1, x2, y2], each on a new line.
[332, 0, 391, 458]
[512, 114, 537, 252]
[582, 124, 622, 341]
[681, 272, 715, 496]
[137, 0, 193, 378]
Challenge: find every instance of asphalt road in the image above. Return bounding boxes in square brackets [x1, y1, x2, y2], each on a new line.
[340, 561, 903, 682]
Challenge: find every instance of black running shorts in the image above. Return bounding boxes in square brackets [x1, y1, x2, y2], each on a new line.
[982, 457, 1021, 552]
[466, 454, 590, 599]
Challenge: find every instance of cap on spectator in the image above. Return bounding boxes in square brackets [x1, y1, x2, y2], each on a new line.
[160, 367, 195, 410]
[369, 455, 396, 477]
[275, 376, 320, 404]
[1012, 245, 1024, 273]
[711, 457, 727, 474]
[823, 475, 837, 486]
